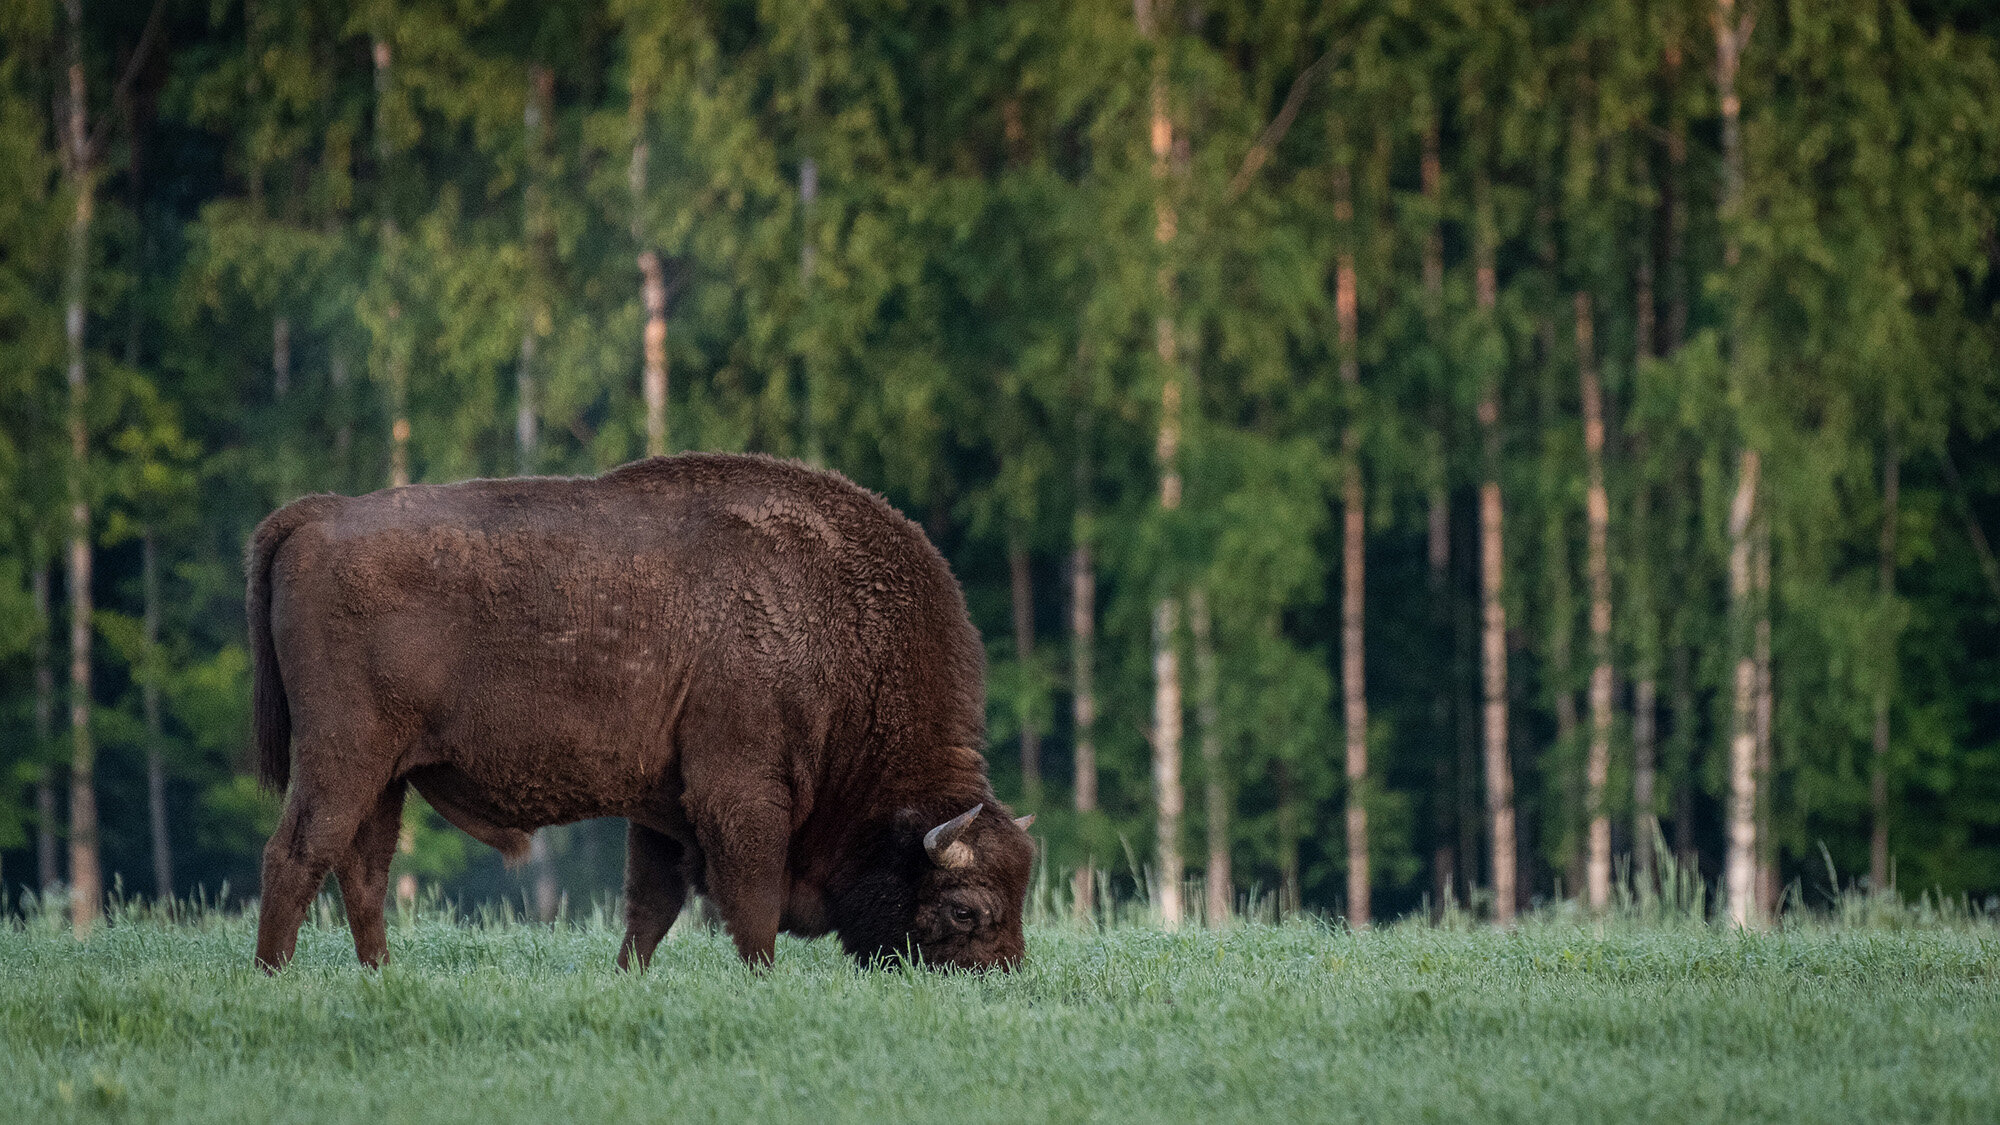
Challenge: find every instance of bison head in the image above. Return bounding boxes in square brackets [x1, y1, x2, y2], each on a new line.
[833, 803, 1034, 971]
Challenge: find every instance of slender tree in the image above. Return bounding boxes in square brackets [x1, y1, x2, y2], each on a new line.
[1138, 0, 1185, 929]
[1629, 131, 1661, 886]
[631, 75, 668, 458]
[1333, 154, 1368, 927]
[142, 528, 171, 901]
[272, 316, 290, 399]
[1869, 439, 1899, 889]
[1070, 395, 1098, 919]
[1659, 24, 1698, 874]
[1537, 206, 1582, 894]
[1715, 0, 1761, 928]
[1421, 112, 1455, 911]
[374, 33, 410, 490]
[59, 0, 100, 937]
[1578, 291, 1614, 911]
[1724, 448, 1761, 925]
[1475, 169, 1516, 924]
[517, 64, 552, 476]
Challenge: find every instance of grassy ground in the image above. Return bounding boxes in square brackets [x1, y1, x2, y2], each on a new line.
[3, 902, 1998, 1124]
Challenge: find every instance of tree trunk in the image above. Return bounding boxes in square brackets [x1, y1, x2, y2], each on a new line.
[34, 564, 60, 894]
[517, 65, 552, 474]
[273, 315, 291, 399]
[1724, 451, 1761, 927]
[1430, 488, 1454, 912]
[1631, 198, 1660, 888]
[529, 830, 559, 923]
[639, 250, 668, 456]
[630, 81, 668, 457]
[1475, 174, 1516, 924]
[331, 352, 353, 489]
[1870, 441, 1899, 890]
[1662, 35, 1689, 365]
[1633, 676, 1658, 882]
[1150, 596, 1184, 927]
[61, 0, 100, 938]
[1071, 397, 1098, 919]
[374, 37, 410, 489]
[1008, 537, 1041, 802]
[1422, 117, 1455, 913]
[1659, 28, 1692, 882]
[1189, 589, 1228, 925]
[1715, 0, 1761, 928]
[1139, 0, 1185, 930]
[1535, 206, 1581, 896]
[1578, 292, 1614, 911]
[797, 152, 820, 465]
[1071, 532, 1097, 918]
[143, 528, 172, 903]
[1332, 158, 1369, 927]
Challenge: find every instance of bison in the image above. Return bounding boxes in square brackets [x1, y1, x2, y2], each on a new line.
[247, 453, 1033, 972]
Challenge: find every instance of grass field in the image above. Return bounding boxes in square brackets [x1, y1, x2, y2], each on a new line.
[4, 898, 1998, 1124]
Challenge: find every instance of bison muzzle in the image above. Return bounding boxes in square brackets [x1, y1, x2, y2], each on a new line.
[246, 453, 1033, 971]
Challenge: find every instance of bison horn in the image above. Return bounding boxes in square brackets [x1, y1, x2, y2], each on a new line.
[1014, 815, 1035, 830]
[925, 804, 983, 868]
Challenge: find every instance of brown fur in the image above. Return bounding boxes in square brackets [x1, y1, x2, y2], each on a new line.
[246, 453, 1032, 972]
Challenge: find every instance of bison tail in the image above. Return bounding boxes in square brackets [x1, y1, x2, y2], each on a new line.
[246, 496, 340, 794]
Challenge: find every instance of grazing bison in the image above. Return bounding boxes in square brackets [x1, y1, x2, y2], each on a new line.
[247, 453, 1033, 972]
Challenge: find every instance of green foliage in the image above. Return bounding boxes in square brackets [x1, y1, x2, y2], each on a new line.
[2, 0, 1999, 915]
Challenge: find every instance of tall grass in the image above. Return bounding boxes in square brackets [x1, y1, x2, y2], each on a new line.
[4, 897, 1998, 1124]
[11, 839, 1997, 936]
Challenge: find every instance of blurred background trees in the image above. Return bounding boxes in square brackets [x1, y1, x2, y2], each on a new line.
[3, 0, 1998, 925]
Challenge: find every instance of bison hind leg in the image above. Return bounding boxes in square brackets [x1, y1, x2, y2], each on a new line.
[335, 782, 408, 968]
[255, 763, 399, 972]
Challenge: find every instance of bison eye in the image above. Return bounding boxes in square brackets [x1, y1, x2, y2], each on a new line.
[947, 904, 977, 930]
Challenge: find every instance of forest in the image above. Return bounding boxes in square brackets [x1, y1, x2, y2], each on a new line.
[1, 0, 1997, 933]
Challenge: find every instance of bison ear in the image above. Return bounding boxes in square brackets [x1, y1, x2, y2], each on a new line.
[924, 804, 982, 868]
[1014, 815, 1035, 830]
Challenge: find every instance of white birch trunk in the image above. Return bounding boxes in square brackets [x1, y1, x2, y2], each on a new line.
[1070, 533, 1097, 918]
[1138, 0, 1185, 930]
[61, 0, 100, 938]
[1724, 451, 1761, 927]
[1475, 175, 1515, 924]
[1715, 0, 1762, 928]
[1334, 159, 1368, 927]
[1579, 292, 1614, 912]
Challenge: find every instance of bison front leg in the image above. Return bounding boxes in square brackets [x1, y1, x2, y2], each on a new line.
[334, 782, 408, 968]
[617, 823, 689, 971]
[694, 794, 790, 967]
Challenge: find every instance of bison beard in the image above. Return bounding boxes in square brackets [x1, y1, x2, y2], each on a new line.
[246, 453, 1033, 972]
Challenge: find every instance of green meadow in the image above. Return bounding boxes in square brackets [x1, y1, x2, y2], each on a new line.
[4, 900, 1998, 1124]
